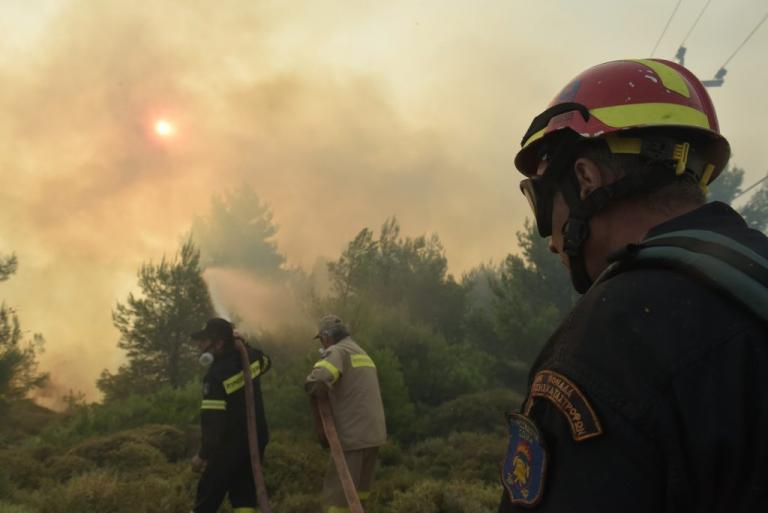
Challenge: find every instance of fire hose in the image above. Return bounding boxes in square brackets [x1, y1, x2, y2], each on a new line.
[234, 338, 273, 513]
[316, 395, 365, 513]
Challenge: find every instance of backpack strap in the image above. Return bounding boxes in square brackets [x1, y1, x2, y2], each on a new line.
[597, 229, 768, 324]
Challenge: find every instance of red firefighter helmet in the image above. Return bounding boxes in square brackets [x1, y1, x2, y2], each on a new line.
[515, 59, 730, 183]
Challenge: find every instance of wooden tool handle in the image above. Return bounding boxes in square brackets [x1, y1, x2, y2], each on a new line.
[316, 395, 365, 513]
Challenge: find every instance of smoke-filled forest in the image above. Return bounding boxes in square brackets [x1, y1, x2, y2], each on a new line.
[1, 166, 766, 512]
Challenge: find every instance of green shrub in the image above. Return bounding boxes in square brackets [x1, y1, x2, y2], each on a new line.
[409, 432, 505, 483]
[367, 347, 416, 441]
[367, 467, 421, 506]
[0, 468, 12, 499]
[0, 400, 60, 445]
[389, 479, 499, 513]
[261, 367, 314, 434]
[0, 450, 45, 490]
[272, 492, 322, 513]
[66, 425, 187, 470]
[377, 440, 403, 467]
[37, 470, 121, 513]
[36, 467, 194, 513]
[106, 441, 166, 473]
[46, 455, 95, 482]
[134, 425, 190, 461]
[420, 389, 522, 439]
[358, 309, 492, 406]
[40, 384, 199, 446]
[0, 501, 37, 513]
[263, 431, 325, 498]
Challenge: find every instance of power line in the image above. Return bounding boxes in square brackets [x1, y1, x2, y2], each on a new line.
[721, 10, 768, 69]
[733, 173, 768, 201]
[652, 0, 684, 56]
[676, 0, 712, 67]
[681, 0, 713, 46]
[701, 8, 768, 88]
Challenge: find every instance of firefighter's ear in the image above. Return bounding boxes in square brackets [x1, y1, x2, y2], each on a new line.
[573, 157, 605, 200]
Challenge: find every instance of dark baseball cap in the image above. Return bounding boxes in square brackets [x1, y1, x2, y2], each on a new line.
[191, 318, 233, 341]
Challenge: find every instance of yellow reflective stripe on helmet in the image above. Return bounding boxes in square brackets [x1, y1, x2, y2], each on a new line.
[605, 134, 642, 154]
[314, 359, 340, 383]
[522, 127, 547, 148]
[201, 399, 226, 411]
[326, 507, 350, 513]
[222, 360, 266, 395]
[633, 59, 690, 98]
[232, 508, 258, 513]
[605, 134, 690, 175]
[591, 103, 710, 130]
[350, 354, 375, 369]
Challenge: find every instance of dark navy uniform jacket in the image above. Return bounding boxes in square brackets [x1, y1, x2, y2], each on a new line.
[500, 202, 768, 512]
[199, 345, 271, 462]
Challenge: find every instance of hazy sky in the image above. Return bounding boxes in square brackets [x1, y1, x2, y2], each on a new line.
[1, 0, 766, 402]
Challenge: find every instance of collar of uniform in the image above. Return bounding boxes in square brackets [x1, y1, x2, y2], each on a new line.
[328, 336, 352, 348]
[605, 201, 751, 268]
[644, 201, 747, 240]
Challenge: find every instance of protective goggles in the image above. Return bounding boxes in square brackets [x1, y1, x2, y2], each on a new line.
[519, 175, 557, 238]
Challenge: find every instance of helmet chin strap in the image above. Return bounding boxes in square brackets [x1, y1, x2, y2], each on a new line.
[559, 172, 594, 294]
[539, 133, 596, 294]
[557, 164, 678, 293]
[541, 133, 692, 293]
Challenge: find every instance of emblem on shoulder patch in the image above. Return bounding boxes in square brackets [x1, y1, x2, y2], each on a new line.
[527, 370, 603, 442]
[501, 412, 547, 507]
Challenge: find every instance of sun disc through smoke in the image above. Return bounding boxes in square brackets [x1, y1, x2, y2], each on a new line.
[154, 119, 176, 138]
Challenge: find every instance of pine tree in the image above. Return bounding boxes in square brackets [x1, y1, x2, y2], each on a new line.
[98, 239, 214, 401]
[0, 253, 47, 408]
[192, 184, 286, 277]
[708, 165, 768, 233]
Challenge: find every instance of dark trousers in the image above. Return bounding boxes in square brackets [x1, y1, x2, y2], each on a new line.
[194, 453, 258, 513]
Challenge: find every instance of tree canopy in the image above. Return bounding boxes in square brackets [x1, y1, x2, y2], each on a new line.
[98, 239, 214, 401]
[192, 184, 286, 277]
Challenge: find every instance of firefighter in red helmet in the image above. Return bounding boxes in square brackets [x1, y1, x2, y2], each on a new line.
[499, 59, 768, 512]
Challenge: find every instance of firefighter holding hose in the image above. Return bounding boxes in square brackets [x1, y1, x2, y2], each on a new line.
[191, 317, 271, 513]
[305, 315, 386, 513]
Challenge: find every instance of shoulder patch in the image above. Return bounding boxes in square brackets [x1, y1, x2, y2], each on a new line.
[501, 412, 547, 507]
[527, 370, 603, 441]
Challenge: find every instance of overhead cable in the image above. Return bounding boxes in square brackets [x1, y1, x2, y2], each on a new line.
[681, 0, 713, 46]
[652, 0, 684, 56]
[720, 10, 768, 69]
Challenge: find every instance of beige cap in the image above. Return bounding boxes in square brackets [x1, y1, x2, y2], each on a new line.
[314, 314, 345, 339]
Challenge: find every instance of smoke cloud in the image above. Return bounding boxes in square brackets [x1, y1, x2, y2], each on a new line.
[0, 0, 764, 404]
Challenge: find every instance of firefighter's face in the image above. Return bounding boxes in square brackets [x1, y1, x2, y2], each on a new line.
[197, 338, 212, 354]
[548, 191, 570, 269]
[197, 337, 224, 354]
[534, 159, 570, 269]
[318, 333, 333, 350]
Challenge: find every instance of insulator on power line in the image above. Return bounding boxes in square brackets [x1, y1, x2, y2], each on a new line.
[675, 46, 687, 65]
[702, 67, 727, 88]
